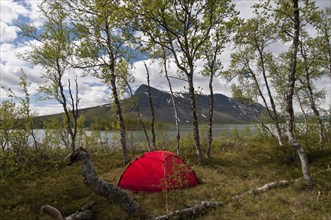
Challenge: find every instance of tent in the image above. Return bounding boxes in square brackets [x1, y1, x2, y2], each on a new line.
[118, 150, 199, 192]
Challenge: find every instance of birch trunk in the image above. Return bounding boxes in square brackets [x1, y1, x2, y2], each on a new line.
[285, 0, 313, 189]
[163, 49, 181, 155]
[105, 23, 129, 164]
[305, 75, 325, 144]
[206, 72, 214, 159]
[256, 47, 284, 147]
[300, 43, 326, 144]
[144, 63, 157, 150]
[188, 73, 203, 162]
[138, 111, 152, 152]
[56, 59, 76, 151]
[109, 74, 129, 164]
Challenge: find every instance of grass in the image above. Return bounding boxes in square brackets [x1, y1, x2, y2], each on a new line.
[0, 134, 330, 220]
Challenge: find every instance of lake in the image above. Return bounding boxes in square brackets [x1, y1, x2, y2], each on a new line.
[32, 124, 258, 148]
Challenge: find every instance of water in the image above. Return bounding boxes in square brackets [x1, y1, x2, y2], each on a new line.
[31, 124, 257, 148]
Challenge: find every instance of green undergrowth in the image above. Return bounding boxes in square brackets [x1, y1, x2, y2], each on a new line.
[0, 135, 330, 219]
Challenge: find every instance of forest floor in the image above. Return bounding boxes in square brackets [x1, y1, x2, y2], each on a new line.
[0, 134, 330, 219]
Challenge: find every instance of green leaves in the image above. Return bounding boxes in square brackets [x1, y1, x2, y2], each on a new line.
[0, 72, 37, 155]
[133, 0, 238, 73]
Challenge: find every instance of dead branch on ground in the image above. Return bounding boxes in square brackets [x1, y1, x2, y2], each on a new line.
[40, 201, 97, 220]
[152, 180, 289, 219]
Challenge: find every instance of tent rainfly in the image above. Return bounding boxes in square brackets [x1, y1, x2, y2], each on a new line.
[118, 150, 199, 192]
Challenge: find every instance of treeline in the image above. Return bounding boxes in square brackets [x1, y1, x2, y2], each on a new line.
[33, 112, 168, 131]
[0, 0, 330, 189]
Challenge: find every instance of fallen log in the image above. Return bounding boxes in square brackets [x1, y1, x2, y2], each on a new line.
[67, 148, 141, 217]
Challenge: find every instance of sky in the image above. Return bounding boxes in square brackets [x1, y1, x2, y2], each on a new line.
[0, 0, 330, 116]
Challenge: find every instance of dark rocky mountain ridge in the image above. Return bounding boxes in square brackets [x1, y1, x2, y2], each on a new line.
[131, 84, 265, 124]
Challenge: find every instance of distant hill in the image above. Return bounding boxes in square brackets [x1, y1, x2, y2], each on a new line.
[35, 84, 267, 127]
[132, 84, 266, 124]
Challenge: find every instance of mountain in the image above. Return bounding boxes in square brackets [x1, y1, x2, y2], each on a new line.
[35, 84, 267, 127]
[132, 84, 266, 124]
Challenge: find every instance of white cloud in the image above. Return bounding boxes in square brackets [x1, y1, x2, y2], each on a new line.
[79, 84, 110, 107]
[31, 103, 64, 116]
[24, 0, 44, 27]
[29, 81, 111, 116]
[1, 42, 26, 65]
[0, 0, 29, 24]
[0, 41, 43, 95]
[234, 1, 256, 20]
[0, 0, 30, 43]
[0, 22, 18, 43]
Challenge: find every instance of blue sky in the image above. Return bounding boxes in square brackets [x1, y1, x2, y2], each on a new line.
[0, 0, 330, 116]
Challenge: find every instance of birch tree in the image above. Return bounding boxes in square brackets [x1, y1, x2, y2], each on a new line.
[20, 0, 79, 152]
[144, 62, 157, 150]
[0, 101, 16, 153]
[201, 18, 237, 158]
[8, 73, 40, 151]
[161, 47, 181, 155]
[229, 16, 284, 146]
[128, 0, 237, 162]
[271, 0, 314, 189]
[240, 0, 319, 189]
[314, 7, 331, 78]
[313, 7, 331, 134]
[297, 35, 326, 144]
[62, 0, 137, 163]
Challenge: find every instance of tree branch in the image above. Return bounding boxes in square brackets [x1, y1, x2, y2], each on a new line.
[40, 201, 97, 220]
[232, 180, 289, 200]
[153, 201, 222, 220]
[168, 75, 188, 82]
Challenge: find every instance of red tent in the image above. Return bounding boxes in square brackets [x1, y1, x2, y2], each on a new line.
[118, 150, 199, 192]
